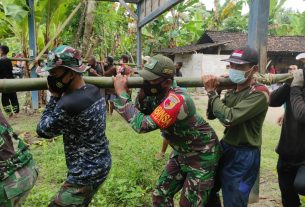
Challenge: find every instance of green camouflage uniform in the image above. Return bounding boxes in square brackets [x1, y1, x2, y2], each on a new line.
[114, 55, 220, 206]
[0, 111, 38, 207]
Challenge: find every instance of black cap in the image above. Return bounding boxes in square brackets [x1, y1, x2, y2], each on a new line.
[222, 46, 258, 65]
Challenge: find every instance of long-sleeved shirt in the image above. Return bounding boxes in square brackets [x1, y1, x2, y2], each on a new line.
[270, 84, 305, 163]
[37, 84, 111, 185]
[114, 86, 220, 170]
[207, 84, 269, 147]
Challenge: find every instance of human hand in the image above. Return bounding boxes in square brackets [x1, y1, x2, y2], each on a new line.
[47, 82, 61, 98]
[277, 114, 284, 126]
[220, 73, 229, 78]
[113, 73, 128, 96]
[202, 75, 219, 92]
[291, 69, 304, 87]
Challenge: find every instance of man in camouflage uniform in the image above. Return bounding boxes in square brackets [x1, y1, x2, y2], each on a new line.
[36, 45, 111, 207]
[113, 54, 220, 206]
[203, 47, 269, 207]
[0, 110, 38, 207]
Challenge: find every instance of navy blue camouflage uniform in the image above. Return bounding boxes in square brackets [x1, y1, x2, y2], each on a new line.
[37, 84, 111, 207]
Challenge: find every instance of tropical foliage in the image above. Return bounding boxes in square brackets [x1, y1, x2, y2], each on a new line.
[0, 0, 304, 59]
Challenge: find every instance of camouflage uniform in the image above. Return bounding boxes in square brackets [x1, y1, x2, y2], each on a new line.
[114, 55, 220, 206]
[0, 110, 38, 207]
[37, 46, 111, 207]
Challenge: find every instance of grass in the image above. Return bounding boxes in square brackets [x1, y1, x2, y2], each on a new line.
[5, 91, 303, 206]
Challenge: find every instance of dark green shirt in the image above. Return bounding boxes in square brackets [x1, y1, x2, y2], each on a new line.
[208, 84, 269, 147]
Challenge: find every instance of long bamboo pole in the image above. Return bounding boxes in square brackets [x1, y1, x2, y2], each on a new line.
[0, 73, 293, 93]
[10, 58, 137, 66]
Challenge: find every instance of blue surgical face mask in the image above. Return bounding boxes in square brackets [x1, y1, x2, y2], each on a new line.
[228, 66, 255, 84]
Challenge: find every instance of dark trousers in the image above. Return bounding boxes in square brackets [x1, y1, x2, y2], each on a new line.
[2, 92, 19, 114]
[277, 157, 305, 207]
[206, 141, 260, 207]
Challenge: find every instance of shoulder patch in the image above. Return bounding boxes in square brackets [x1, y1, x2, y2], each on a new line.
[252, 84, 270, 95]
[163, 93, 181, 109]
[251, 84, 270, 102]
[150, 93, 184, 129]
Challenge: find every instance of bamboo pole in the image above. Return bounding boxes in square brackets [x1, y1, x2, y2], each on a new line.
[10, 58, 137, 66]
[0, 73, 293, 93]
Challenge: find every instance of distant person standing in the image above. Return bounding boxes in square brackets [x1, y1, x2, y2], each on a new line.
[103, 56, 117, 115]
[103, 56, 116, 77]
[87, 56, 103, 77]
[288, 65, 298, 74]
[11, 52, 17, 67]
[175, 62, 183, 77]
[0, 45, 19, 117]
[269, 64, 277, 74]
[117, 54, 133, 76]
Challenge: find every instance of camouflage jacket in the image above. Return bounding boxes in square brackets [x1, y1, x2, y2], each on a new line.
[0, 111, 32, 181]
[37, 84, 111, 185]
[114, 86, 220, 158]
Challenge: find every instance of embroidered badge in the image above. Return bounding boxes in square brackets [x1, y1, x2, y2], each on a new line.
[163, 68, 172, 75]
[150, 93, 183, 129]
[163, 93, 180, 110]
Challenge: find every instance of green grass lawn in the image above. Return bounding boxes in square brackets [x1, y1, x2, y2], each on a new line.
[6, 92, 302, 206]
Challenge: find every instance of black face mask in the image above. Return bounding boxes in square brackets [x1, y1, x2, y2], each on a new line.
[47, 70, 73, 94]
[143, 79, 168, 96]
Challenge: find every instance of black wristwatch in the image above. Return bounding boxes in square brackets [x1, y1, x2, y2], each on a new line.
[207, 90, 218, 98]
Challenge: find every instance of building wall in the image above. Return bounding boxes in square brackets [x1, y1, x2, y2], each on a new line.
[174, 53, 302, 77]
[174, 53, 229, 77]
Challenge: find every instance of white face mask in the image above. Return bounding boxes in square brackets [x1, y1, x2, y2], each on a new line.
[228, 66, 255, 84]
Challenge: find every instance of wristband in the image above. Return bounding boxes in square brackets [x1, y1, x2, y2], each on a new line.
[207, 91, 218, 98]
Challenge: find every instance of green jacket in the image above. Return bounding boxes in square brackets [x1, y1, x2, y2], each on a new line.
[207, 84, 269, 147]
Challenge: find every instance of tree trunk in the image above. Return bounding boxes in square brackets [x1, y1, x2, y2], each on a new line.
[214, 0, 219, 26]
[82, 0, 96, 58]
[72, 1, 87, 48]
[85, 35, 100, 58]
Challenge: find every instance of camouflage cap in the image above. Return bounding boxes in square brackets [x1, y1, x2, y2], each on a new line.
[42, 45, 87, 73]
[138, 55, 175, 80]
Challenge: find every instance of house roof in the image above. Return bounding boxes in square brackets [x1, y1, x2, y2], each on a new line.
[158, 41, 231, 55]
[159, 31, 305, 55]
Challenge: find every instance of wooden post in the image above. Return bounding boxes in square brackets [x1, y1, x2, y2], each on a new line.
[27, 0, 39, 109]
[247, 0, 270, 203]
[136, 3, 142, 68]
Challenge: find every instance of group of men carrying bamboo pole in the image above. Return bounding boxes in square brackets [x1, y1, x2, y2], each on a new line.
[1, 44, 305, 207]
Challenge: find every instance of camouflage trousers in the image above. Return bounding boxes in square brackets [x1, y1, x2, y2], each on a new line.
[48, 182, 101, 207]
[152, 152, 219, 207]
[0, 159, 38, 207]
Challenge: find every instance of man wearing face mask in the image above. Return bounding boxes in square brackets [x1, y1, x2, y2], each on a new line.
[36, 45, 111, 207]
[203, 46, 269, 207]
[113, 54, 221, 206]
